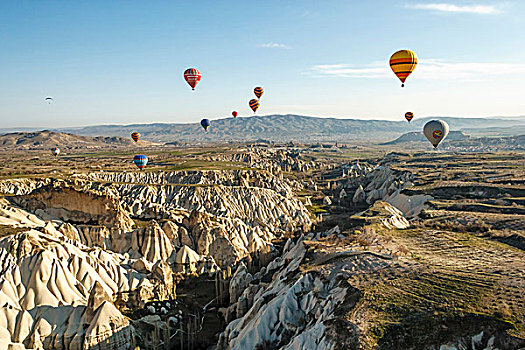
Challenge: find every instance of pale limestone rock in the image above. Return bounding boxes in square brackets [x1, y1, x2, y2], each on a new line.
[229, 263, 253, 304]
[132, 221, 174, 264]
[11, 183, 134, 231]
[175, 245, 202, 273]
[380, 202, 410, 230]
[178, 226, 194, 250]
[0, 228, 151, 350]
[131, 258, 153, 274]
[352, 185, 366, 204]
[385, 190, 433, 217]
[57, 222, 80, 241]
[83, 301, 132, 350]
[86, 281, 112, 319]
[161, 221, 180, 248]
[218, 238, 346, 350]
[150, 260, 176, 300]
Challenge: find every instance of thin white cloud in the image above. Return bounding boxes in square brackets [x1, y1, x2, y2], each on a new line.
[308, 62, 387, 78]
[307, 59, 525, 81]
[258, 42, 291, 49]
[407, 3, 502, 14]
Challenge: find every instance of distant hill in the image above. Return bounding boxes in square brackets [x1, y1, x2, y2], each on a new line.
[55, 115, 525, 143]
[382, 131, 524, 151]
[457, 125, 525, 137]
[0, 130, 148, 149]
[407, 116, 525, 129]
[451, 134, 525, 149]
[382, 131, 470, 145]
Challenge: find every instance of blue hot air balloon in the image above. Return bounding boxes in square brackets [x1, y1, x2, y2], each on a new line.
[133, 155, 148, 170]
[201, 118, 211, 131]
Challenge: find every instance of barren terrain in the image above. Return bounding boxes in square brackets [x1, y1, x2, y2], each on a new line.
[0, 134, 523, 349]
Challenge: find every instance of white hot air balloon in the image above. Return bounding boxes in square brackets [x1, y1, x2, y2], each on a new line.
[423, 120, 449, 148]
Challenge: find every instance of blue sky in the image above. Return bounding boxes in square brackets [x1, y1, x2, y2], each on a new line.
[1, 0, 524, 127]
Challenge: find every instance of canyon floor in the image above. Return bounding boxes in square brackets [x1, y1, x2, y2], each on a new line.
[0, 143, 523, 350]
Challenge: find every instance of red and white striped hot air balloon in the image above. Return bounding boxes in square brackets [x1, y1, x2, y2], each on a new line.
[184, 68, 201, 90]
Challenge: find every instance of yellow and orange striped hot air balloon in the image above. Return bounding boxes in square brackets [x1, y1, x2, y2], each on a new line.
[389, 50, 417, 87]
[249, 99, 260, 113]
[131, 132, 141, 143]
[254, 86, 264, 99]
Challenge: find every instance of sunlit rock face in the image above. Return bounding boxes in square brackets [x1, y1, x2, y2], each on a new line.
[339, 163, 414, 204]
[205, 148, 328, 174]
[334, 161, 434, 219]
[0, 167, 315, 349]
[218, 237, 347, 350]
[0, 178, 51, 196]
[4, 169, 312, 270]
[0, 223, 158, 349]
[10, 181, 134, 230]
[63, 171, 311, 268]
[75, 169, 301, 195]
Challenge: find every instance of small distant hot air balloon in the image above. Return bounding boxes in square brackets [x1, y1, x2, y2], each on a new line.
[405, 112, 414, 123]
[249, 99, 260, 113]
[131, 132, 141, 143]
[201, 118, 211, 131]
[184, 68, 201, 90]
[389, 50, 417, 87]
[254, 87, 264, 99]
[232, 111, 238, 118]
[133, 155, 148, 170]
[51, 147, 60, 157]
[423, 120, 449, 148]
[45, 97, 54, 104]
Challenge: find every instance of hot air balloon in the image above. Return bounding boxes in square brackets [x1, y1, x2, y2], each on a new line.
[133, 155, 148, 170]
[405, 112, 414, 123]
[423, 120, 449, 148]
[249, 99, 259, 113]
[51, 147, 60, 157]
[201, 118, 211, 131]
[45, 97, 54, 104]
[389, 50, 417, 87]
[232, 111, 238, 118]
[184, 68, 201, 90]
[131, 132, 141, 143]
[254, 87, 264, 99]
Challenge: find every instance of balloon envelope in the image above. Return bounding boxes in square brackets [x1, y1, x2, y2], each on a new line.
[249, 99, 259, 113]
[45, 97, 53, 104]
[389, 50, 417, 87]
[201, 118, 211, 131]
[405, 112, 414, 123]
[184, 68, 201, 90]
[131, 132, 141, 142]
[232, 111, 238, 118]
[51, 147, 60, 157]
[254, 87, 264, 99]
[133, 155, 148, 169]
[423, 120, 449, 148]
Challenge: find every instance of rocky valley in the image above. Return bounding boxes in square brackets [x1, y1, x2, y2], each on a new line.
[0, 141, 523, 350]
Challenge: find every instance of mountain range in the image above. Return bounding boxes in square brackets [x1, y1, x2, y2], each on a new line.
[3, 115, 525, 143]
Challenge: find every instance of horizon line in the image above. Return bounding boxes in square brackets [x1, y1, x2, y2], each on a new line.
[2, 114, 524, 131]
